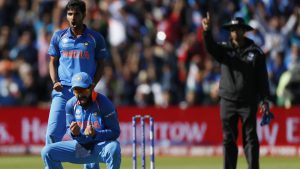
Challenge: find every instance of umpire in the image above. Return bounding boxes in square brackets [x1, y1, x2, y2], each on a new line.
[202, 13, 271, 169]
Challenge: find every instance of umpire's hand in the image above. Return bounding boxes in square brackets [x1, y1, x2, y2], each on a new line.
[70, 121, 80, 136]
[260, 101, 270, 115]
[202, 12, 211, 31]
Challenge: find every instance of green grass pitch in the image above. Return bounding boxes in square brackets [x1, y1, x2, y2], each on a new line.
[0, 155, 299, 169]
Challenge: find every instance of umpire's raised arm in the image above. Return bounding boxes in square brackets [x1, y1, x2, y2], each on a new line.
[202, 12, 225, 63]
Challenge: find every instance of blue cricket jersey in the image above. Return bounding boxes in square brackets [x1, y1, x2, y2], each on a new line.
[48, 26, 109, 86]
[65, 92, 120, 148]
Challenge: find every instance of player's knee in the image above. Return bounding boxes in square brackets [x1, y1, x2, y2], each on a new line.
[45, 135, 52, 143]
[41, 145, 53, 159]
[245, 136, 259, 145]
[106, 141, 121, 158]
[45, 133, 63, 144]
[41, 146, 49, 159]
[223, 136, 236, 146]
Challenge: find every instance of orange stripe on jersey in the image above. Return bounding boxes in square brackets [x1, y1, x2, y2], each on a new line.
[92, 91, 98, 102]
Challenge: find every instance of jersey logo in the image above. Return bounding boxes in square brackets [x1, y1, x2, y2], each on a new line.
[92, 112, 98, 117]
[62, 50, 90, 59]
[247, 52, 255, 61]
[62, 38, 73, 48]
[84, 42, 89, 46]
[228, 51, 235, 58]
[62, 38, 68, 43]
[75, 75, 82, 81]
[75, 109, 81, 119]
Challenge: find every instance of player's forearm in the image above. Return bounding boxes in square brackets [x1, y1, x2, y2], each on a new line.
[256, 55, 270, 101]
[93, 59, 105, 85]
[203, 30, 223, 62]
[49, 57, 59, 83]
[66, 128, 94, 144]
[94, 112, 121, 142]
[93, 128, 120, 142]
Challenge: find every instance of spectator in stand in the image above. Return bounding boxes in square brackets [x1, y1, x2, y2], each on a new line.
[134, 70, 154, 107]
[277, 63, 300, 108]
[0, 25, 11, 60]
[0, 0, 15, 27]
[267, 50, 287, 102]
[247, 19, 265, 47]
[18, 62, 38, 105]
[202, 57, 220, 105]
[255, 6, 299, 60]
[9, 30, 38, 71]
[0, 59, 22, 105]
[284, 37, 300, 70]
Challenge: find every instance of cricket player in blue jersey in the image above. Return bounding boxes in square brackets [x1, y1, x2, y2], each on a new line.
[41, 72, 121, 169]
[45, 0, 108, 168]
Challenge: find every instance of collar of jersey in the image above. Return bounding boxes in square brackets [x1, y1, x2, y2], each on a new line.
[75, 91, 98, 106]
[66, 24, 88, 38]
[91, 91, 97, 102]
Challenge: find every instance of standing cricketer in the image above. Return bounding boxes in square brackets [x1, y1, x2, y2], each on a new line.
[45, 0, 108, 169]
[202, 13, 271, 169]
[42, 72, 121, 169]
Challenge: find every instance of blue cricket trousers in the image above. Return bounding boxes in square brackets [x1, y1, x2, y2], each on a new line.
[46, 86, 73, 144]
[45, 86, 101, 169]
[41, 140, 121, 169]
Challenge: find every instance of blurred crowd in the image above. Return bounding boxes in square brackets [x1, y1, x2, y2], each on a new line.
[0, 0, 300, 108]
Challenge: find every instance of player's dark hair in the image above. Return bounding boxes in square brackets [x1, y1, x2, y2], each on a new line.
[66, 0, 86, 14]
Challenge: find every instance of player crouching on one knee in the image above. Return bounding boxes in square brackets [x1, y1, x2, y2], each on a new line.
[41, 72, 121, 169]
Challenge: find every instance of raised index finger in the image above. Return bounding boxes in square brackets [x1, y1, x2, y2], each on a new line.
[207, 12, 210, 20]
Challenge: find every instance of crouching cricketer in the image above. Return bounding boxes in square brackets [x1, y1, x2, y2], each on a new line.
[41, 72, 121, 169]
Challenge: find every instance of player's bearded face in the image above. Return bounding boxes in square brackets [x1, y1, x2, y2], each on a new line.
[66, 8, 84, 29]
[73, 87, 92, 105]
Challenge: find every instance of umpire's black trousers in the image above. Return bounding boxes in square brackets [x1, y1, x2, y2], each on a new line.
[220, 98, 259, 169]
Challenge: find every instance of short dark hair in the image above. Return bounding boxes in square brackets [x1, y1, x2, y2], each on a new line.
[66, 0, 86, 14]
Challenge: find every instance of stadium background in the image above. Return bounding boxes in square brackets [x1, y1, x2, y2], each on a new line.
[0, 0, 300, 168]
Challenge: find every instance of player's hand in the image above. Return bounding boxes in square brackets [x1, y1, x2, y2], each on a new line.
[70, 121, 80, 136]
[202, 12, 211, 31]
[259, 100, 274, 126]
[53, 82, 63, 92]
[84, 123, 95, 137]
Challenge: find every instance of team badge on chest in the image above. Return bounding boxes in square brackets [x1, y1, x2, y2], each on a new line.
[93, 112, 98, 117]
[75, 109, 81, 119]
[247, 52, 255, 61]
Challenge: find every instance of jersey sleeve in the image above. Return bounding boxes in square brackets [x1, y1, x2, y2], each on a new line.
[203, 30, 226, 63]
[65, 99, 76, 137]
[93, 95, 120, 142]
[94, 33, 109, 60]
[48, 31, 60, 57]
[255, 49, 270, 101]
[66, 99, 75, 128]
